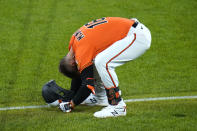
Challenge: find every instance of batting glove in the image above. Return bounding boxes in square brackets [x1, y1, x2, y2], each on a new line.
[59, 102, 72, 113]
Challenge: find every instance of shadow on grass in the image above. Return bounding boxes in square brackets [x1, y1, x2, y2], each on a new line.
[41, 104, 103, 114]
[172, 113, 186, 118]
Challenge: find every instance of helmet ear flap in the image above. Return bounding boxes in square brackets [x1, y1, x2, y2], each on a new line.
[42, 80, 60, 104]
[42, 80, 75, 105]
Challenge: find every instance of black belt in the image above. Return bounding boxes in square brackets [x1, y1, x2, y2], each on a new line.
[132, 21, 138, 28]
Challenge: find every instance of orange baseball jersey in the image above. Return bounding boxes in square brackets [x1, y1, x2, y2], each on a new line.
[69, 17, 135, 72]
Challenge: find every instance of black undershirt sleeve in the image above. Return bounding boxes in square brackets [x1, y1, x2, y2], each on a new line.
[70, 76, 82, 95]
[72, 65, 94, 106]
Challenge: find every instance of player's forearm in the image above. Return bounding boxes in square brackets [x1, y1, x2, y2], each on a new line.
[71, 65, 94, 106]
[72, 84, 92, 105]
[70, 76, 82, 95]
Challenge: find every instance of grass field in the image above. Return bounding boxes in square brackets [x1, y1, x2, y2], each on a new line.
[0, 0, 197, 130]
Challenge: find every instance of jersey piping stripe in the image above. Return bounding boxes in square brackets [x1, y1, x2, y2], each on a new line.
[106, 33, 136, 88]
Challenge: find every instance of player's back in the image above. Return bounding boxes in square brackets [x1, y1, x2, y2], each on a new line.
[77, 17, 134, 54]
[70, 17, 134, 72]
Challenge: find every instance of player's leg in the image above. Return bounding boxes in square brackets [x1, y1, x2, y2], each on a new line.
[81, 65, 109, 106]
[94, 20, 151, 118]
[81, 86, 109, 106]
[95, 21, 151, 89]
[93, 65, 109, 106]
[93, 35, 134, 118]
[93, 35, 135, 118]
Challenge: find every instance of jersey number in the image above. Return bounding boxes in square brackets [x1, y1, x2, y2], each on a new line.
[85, 17, 108, 29]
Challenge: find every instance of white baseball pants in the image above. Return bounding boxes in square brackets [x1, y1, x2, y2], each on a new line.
[94, 19, 151, 88]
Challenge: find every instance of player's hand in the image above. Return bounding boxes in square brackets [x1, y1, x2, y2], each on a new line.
[59, 102, 72, 112]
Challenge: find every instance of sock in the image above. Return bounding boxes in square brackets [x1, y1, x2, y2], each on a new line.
[105, 87, 121, 105]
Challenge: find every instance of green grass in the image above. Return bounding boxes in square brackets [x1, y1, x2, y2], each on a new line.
[0, 0, 197, 130]
[1, 99, 197, 131]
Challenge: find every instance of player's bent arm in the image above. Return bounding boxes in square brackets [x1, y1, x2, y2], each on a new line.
[70, 76, 82, 95]
[72, 65, 95, 106]
[59, 65, 95, 112]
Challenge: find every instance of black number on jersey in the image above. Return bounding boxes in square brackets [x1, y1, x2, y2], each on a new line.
[85, 17, 108, 29]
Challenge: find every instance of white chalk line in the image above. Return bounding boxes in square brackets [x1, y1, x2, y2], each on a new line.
[0, 95, 197, 111]
[0, 105, 50, 111]
[124, 95, 197, 102]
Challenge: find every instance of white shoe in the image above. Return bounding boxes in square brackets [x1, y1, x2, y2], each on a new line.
[94, 100, 126, 118]
[81, 93, 109, 106]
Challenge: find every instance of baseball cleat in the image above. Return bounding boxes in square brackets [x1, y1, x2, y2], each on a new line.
[93, 100, 126, 118]
[81, 93, 109, 106]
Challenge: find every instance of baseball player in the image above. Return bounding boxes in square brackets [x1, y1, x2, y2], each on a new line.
[51, 17, 151, 118]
